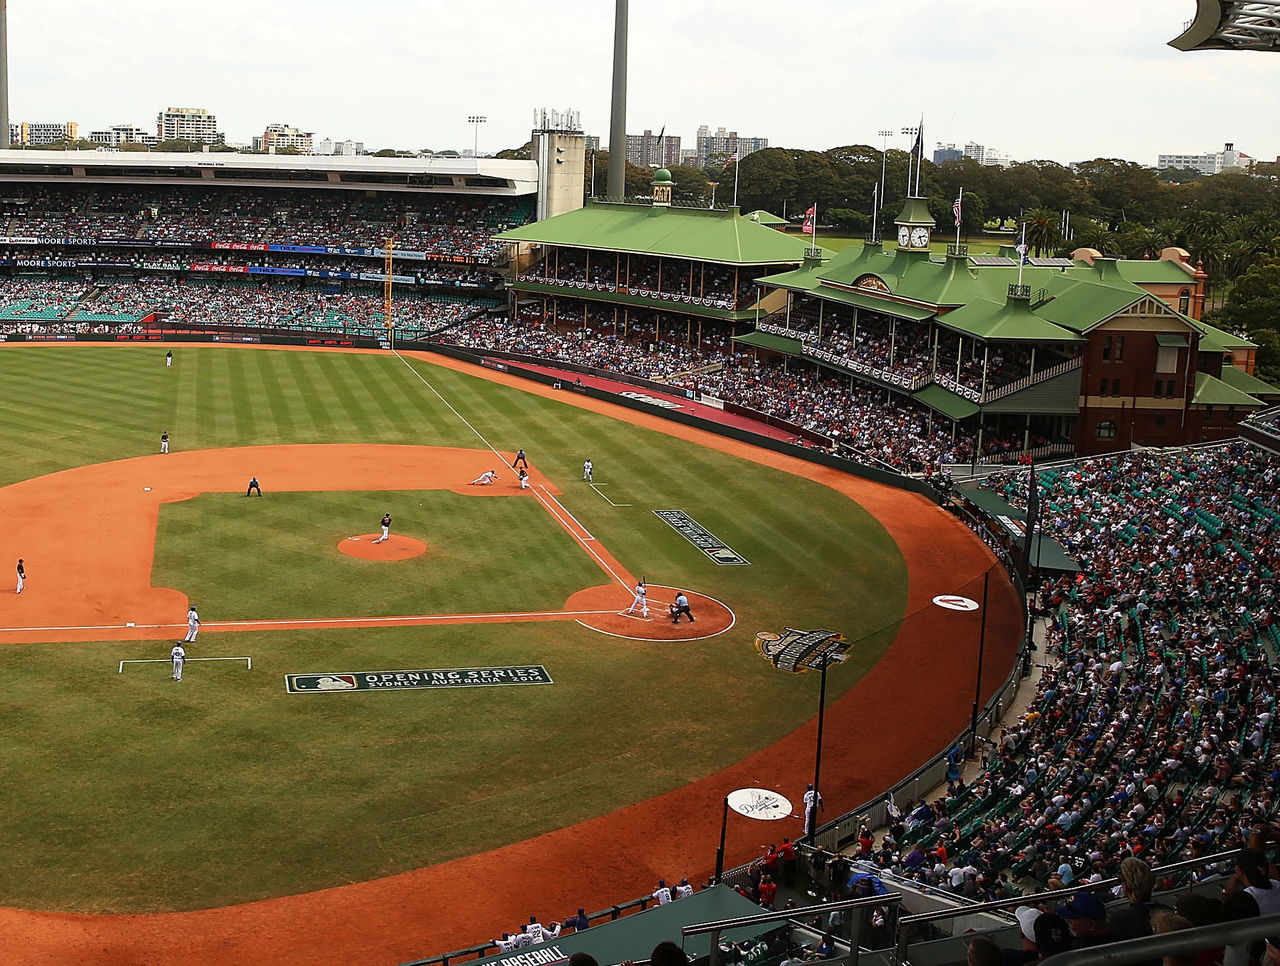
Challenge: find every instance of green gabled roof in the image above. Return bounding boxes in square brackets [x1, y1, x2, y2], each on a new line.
[895, 196, 935, 226]
[1189, 318, 1254, 350]
[733, 330, 803, 354]
[1193, 371, 1266, 408]
[936, 295, 1085, 343]
[755, 265, 824, 292]
[812, 285, 934, 320]
[495, 200, 824, 266]
[1032, 275, 1144, 333]
[914, 383, 980, 420]
[1219, 365, 1280, 397]
[745, 209, 788, 226]
[1114, 260, 1197, 285]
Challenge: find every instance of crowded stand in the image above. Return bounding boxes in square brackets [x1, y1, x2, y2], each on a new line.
[0, 273, 493, 337]
[522, 250, 763, 309]
[0, 183, 532, 260]
[435, 315, 1051, 470]
[763, 300, 1079, 400]
[850, 443, 1280, 905]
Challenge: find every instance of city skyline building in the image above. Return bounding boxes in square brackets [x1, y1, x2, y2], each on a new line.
[1157, 142, 1253, 175]
[624, 128, 681, 167]
[694, 124, 768, 166]
[252, 122, 314, 154]
[8, 120, 77, 145]
[156, 106, 223, 144]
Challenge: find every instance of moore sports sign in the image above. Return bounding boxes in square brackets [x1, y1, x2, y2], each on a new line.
[285, 665, 553, 694]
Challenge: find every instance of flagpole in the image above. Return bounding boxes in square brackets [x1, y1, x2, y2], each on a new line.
[955, 186, 963, 249]
[915, 116, 924, 196]
[871, 183, 879, 242]
[1017, 222, 1027, 287]
[733, 155, 739, 209]
[811, 202, 819, 252]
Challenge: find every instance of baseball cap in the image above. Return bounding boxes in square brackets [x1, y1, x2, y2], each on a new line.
[1056, 892, 1107, 921]
[1016, 905, 1043, 942]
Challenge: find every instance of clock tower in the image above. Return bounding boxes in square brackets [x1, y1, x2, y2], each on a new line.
[894, 196, 935, 253]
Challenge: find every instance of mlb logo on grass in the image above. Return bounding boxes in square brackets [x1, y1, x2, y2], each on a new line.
[290, 674, 358, 691]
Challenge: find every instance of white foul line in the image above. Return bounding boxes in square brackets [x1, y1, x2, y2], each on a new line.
[536, 486, 596, 541]
[532, 487, 631, 592]
[589, 483, 631, 507]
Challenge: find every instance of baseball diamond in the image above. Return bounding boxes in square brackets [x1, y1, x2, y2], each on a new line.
[0, 343, 1022, 964]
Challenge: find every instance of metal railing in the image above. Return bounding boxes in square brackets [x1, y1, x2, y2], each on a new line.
[687, 893, 903, 966]
[1040, 912, 1280, 966]
[893, 848, 1243, 965]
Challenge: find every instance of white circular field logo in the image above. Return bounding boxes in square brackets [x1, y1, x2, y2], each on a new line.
[932, 595, 980, 611]
[727, 787, 793, 821]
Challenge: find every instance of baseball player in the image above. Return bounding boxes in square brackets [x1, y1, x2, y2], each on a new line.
[652, 880, 673, 905]
[675, 878, 694, 899]
[511, 449, 528, 470]
[518, 468, 530, 490]
[469, 469, 500, 485]
[16, 558, 26, 595]
[165, 350, 173, 368]
[374, 513, 391, 543]
[171, 642, 186, 682]
[583, 459, 593, 482]
[627, 579, 649, 617]
[803, 783, 824, 836]
[184, 604, 200, 642]
[492, 934, 518, 953]
[160, 431, 169, 455]
[246, 476, 262, 497]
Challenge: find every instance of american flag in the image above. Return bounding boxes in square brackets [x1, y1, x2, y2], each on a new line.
[953, 193, 963, 228]
[801, 204, 816, 235]
[722, 154, 736, 172]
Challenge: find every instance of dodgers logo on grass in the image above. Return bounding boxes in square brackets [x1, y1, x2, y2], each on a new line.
[754, 628, 849, 673]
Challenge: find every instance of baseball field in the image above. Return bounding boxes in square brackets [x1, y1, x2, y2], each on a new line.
[0, 343, 1021, 965]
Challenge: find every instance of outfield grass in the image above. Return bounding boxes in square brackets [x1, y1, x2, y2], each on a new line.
[0, 345, 909, 912]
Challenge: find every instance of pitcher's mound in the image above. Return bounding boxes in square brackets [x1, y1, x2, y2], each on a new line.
[338, 535, 427, 561]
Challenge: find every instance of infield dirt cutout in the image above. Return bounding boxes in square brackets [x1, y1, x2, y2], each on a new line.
[0, 348, 1024, 966]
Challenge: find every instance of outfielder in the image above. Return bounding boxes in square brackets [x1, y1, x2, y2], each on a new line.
[165, 350, 173, 368]
[627, 579, 649, 617]
[16, 558, 26, 594]
[160, 431, 169, 455]
[374, 513, 391, 543]
[469, 470, 500, 485]
[171, 643, 186, 682]
[184, 604, 200, 642]
[583, 459, 593, 482]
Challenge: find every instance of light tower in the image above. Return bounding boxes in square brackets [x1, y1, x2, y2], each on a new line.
[607, 0, 628, 200]
[0, 0, 9, 149]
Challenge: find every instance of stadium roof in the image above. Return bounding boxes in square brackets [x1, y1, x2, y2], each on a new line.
[935, 295, 1087, 343]
[745, 209, 788, 226]
[1193, 371, 1268, 407]
[0, 149, 538, 196]
[734, 330, 805, 353]
[1219, 364, 1280, 397]
[496, 201, 826, 265]
[1170, 0, 1280, 51]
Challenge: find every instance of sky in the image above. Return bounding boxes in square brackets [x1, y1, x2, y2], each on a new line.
[7, 0, 1278, 166]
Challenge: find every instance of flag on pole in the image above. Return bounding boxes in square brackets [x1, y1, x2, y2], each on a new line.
[1016, 223, 1030, 264]
[722, 153, 736, 172]
[801, 204, 817, 235]
[910, 129, 923, 161]
[953, 192, 963, 228]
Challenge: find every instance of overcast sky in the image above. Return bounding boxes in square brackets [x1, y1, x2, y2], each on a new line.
[7, 1, 1277, 166]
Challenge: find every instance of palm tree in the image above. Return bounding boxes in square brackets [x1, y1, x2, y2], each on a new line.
[1151, 219, 1186, 252]
[1024, 207, 1062, 257]
[1075, 219, 1114, 255]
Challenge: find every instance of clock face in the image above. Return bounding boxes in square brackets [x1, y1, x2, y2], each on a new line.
[911, 227, 930, 248]
[898, 226, 911, 247]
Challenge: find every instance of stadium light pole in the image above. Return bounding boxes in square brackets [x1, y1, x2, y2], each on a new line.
[877, 130, 892, 215]
[467, 116, 486, 158]
[969, 571, 991, 758]
[806, 652, 831, 845]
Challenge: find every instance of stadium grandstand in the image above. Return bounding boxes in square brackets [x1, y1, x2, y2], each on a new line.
[0, 151, 539, 343]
